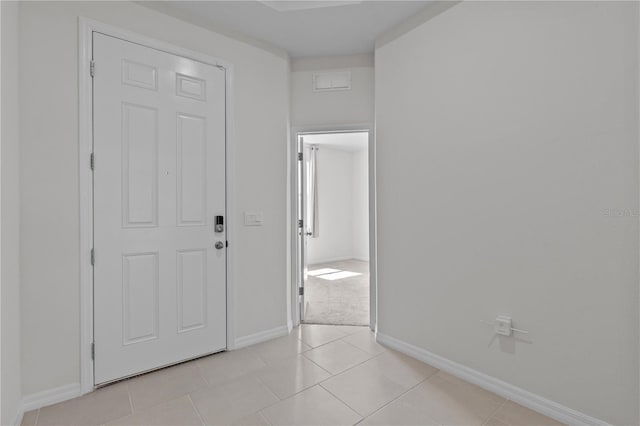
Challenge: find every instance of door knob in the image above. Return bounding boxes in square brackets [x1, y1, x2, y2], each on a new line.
[215, 241, 224, 250]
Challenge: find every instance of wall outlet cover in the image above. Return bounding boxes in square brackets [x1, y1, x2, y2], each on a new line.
[494, 315, 512, 336]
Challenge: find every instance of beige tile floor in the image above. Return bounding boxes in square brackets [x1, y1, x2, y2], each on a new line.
[22, 325, 564, 426]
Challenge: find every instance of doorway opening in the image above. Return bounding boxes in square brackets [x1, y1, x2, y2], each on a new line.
[296, 130, 371, 327]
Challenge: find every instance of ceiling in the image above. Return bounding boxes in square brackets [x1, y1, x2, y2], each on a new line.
[142, 1, 432, 57]
[303, 132, 368, 152]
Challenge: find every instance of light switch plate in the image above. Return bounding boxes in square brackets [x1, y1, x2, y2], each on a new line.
[244, 212, 263, 226]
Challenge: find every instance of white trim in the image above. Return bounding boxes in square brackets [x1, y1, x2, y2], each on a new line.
[637, 3, 640, 423]
[10, 404, 24, 426]
[290, 124, 377, 332]
[376, 333, 611, 426]
[285, 62, 293, 343]
[234, 325, 290, 349]
[291, 53, 374, 72]
[21, 383, 82, 412]
[307, 256, 358, 265]
[289, 128, 301, 329]
[136, 1, 288, 60]
[78, 16, 94, 397]
[375, 1, 461, 50]
[78, 17, 236, 394]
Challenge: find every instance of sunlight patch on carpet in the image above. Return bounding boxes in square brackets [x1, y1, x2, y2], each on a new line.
[308, 268, 341, 276]
[317, 271, 362, 280]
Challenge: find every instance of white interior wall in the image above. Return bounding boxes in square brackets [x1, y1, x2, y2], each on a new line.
[18, 0, 289, 397]
[375, 2, 639, 424]
[305, 142, 368, 265]
[1, 2, 22, 424]
[306, 147, 354, 265]
[352, 148, 369, 261]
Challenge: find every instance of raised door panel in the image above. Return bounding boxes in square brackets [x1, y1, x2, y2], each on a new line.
[177, 114, 207, 226]
[122, 103, 159, 228]
[122, 60, 158, 91]
[177, 249, 207, 333]
[122, 252, 159, 345]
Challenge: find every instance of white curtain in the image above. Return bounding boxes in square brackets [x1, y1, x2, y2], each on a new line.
[306, 146, 319, 237]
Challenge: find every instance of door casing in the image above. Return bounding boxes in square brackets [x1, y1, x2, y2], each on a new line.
[290, 124, 378, 332]
[79, 17, 237, 395]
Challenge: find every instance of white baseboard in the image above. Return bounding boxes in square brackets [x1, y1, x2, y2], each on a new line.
[308, 256, 371, 265]
[11, 402, 25, 426]
[234, 325, 290, 349]
[376, 333, 610, 426]
[308, 256, 353, 265]
[21, 383, 82, 413]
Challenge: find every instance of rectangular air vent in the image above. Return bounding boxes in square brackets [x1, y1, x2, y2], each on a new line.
[313, 70, 351, 92]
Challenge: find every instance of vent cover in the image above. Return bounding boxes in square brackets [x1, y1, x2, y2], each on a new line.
[313, 71, 351, 92]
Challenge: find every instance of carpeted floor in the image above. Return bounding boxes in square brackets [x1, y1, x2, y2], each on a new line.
[303, 259, 369, 326]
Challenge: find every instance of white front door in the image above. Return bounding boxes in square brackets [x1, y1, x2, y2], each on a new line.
[93, 32, 227, 385]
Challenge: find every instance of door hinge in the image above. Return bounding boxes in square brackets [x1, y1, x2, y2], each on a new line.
[90, 153, 94, 170]
[298, 152, 303, 161]
[91, 342, 95, 360]
[226, 241, 229, 248]
[90, 248, 95, 266]
[299, 287, 304, 296]
[298, 219, 303, 229]
[90, 60, 95, 78]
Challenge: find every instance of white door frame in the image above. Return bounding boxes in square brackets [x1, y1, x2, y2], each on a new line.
[290, 123, 377, 332]
[78, 17, 237, 394]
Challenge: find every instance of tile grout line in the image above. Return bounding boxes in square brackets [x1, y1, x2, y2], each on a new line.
[253, 381, 337, 425]
[194, 359, 212, 388]
[481, 397, 509, 426]
[310, 348, 398, 419]
[299, 352, 336, 376]
[318, 382, 366, 422]
[250, 365, 334, 421]
[98, 382, 135, 425]
[251, 337, 378, 424]
[125, 372, 211, 415]
[126, 381, 134, 415]
[186, 394, 206, 426]
[296, 325, 367, 345]
[316, 350, 386, 386]
[255, 411, 272, 426]
[338, 333, 386, 357]
[254, 373, 284, 402]
[188, 368, 281, 425]
[299, 334, 347, 350]
[220, 344, 333, 408]
[429, 369, 512, 425]
[350, 374, 438, 425]
[249, 342, 331, 381]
